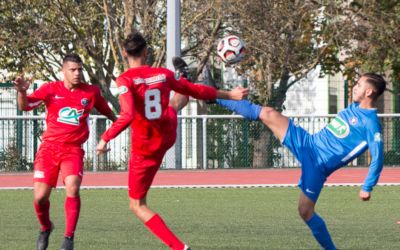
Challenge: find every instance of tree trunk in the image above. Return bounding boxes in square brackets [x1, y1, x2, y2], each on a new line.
[252, 71, 291, 168]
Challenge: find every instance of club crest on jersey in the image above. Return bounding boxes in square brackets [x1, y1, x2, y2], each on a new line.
[326, 117, 350, 138]
[57, 107, 84, 126]
[350, 117, 358, 125]
[81, 98, 89, 106]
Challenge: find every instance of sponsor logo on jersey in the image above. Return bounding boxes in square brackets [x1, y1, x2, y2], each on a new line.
[133, 78, 145, 85]
[374, 132, 382, 142]
[133, 74, 166, 86]
[118, 86, 129, 94]
[34, 170, 45, 178]
[81, 98, 89, 106]
[57, 107, 84, 126]
[326, 116, 350, 138]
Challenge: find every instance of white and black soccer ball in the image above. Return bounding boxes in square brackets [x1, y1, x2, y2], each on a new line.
[217, 35, 246, 64]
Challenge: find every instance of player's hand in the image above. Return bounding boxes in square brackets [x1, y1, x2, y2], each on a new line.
[96, 139, 110, 155]
[14, 74, 31, 92]
[229, 86, 249, 100]
[359, 190, 371, 201]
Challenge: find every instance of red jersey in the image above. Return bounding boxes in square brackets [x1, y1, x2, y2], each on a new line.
[24, 81, 112, 145]
[101, 65, 217, 155]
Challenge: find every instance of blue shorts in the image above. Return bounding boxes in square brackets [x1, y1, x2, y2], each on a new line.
[282, 120, 326, 202]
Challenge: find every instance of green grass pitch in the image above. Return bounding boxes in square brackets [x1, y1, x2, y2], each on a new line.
[1, 186, 400, 249]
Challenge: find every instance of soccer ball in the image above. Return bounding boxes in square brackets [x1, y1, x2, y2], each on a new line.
[217, 35, 245, 64]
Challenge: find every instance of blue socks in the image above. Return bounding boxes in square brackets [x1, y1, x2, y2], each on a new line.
[306, 213, 336, 250]
[215, 99, 262, 121]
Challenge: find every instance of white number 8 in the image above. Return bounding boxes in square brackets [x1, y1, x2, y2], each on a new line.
[144, 89, 162, 119]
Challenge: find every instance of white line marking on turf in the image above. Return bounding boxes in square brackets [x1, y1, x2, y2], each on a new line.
[1, 182, 400, 190]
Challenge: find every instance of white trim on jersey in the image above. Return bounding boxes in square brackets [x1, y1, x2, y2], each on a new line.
[28, 100, 42, 108]
[341, 141, 367, 162]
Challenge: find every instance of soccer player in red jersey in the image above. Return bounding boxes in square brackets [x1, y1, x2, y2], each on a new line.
[96, 32, 248, 250]
[14, 54, 117, 250]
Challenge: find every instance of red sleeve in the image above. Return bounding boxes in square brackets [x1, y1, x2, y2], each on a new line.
[166, 71, 217, 100]
[24, 83, 50, 111]
[93, 87, 113, 116]
[101, 76, 135, 142]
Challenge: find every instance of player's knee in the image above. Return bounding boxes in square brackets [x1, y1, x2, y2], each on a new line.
[129, 200, 140, 214]
[65, 185, 80, 197]
[34, 196, 48, 205]
[298, 205, 313, 221]
[259, 107, 278, 125]
[33, 189, 50, 204]
[170, 94, 189, 112]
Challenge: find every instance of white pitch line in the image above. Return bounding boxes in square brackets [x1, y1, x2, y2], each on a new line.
[1, 182, 400, 190]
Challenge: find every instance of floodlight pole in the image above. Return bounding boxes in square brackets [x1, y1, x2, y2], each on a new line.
[166, 0, 181, 70]
[165, 0, 182, 169]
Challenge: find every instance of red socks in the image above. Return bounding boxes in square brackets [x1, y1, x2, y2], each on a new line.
[64, 196, 81, 237]
[34, 200, 51, 231]
[145, 214, 185, 250]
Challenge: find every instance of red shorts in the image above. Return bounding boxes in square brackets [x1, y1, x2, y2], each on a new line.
[128, 107, 177, 199]
[33, 142, 84, 187]
[128, 150, 166, 199]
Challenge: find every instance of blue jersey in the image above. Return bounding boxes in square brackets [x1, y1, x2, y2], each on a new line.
[312, 103, 384, 191]
[215, 99, 385, 195]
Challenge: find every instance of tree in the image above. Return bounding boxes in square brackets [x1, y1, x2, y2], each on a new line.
[342, 0, 400, 158]
[0, 0, 227, 112]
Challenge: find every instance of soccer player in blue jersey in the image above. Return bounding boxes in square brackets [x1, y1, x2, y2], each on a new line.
[216, 73, 386, 250]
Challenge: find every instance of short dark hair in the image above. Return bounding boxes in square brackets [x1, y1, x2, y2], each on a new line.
[63, 53, 83, 65]
[123, 32, 147, 57]
[362, 73, 387, 100]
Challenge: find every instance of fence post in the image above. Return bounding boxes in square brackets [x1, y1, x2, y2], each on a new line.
[33, 83, 38, 160]
[16, 93, 24, 170]
[202, 116, 207, 170]
[92, 116, 98, 172]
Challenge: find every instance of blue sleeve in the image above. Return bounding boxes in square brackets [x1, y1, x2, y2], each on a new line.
[362, 119, 384, 192]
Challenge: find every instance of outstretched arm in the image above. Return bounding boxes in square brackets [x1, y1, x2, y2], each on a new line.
[169, 71, 248, 101]
[97, 78, 135, 155]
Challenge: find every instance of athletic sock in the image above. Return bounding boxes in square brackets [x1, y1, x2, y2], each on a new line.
[34, 200, 52, 231]
[215, 99, 262, 121]
[306, 213, 336, 250]
[145, 214, 185, 250]
[64, 196, 81, 237]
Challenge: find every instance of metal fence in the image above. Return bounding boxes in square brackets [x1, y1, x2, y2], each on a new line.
[1, 114, 400, 172]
